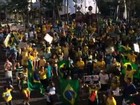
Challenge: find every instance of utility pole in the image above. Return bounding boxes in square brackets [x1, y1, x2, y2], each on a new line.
[67, 0, 69, 23]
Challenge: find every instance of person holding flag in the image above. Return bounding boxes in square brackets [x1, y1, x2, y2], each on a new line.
[124, 65, 136, 82]
[20, 75, 30, 105]
[59, 77, 80, 105]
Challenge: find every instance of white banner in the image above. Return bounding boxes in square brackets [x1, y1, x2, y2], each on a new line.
[44, 34, 53, 44]
[134, 43, 140, 53]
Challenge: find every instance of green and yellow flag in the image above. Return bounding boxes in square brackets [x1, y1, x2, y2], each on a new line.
[122, 61, 139, 79]
[58, 60, 69, 77]
[59, 79, 80, 105]
[58, 60, 69, 69]
[28, 60, 45, 94]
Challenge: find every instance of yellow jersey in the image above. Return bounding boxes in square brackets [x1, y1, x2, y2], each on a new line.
[2, 89, 12, 102]
[39, 70, 47, 80]
[39, 59, 46, 67]
[125, 70, 136, 82]
[76, 61, 85, 69]
[107, 97, 116, 105]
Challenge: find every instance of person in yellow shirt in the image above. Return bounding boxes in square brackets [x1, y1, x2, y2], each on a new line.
[76, 48, 82, 58]
[39, 57, 46, 68]
[106, 91, 117, 105]
[94, 58, 106, 70]
[27, 44, 33, 53]
[28, 52, 35, 61]
[76, 57, 85, 78]
[32, 48, 39, 68]
[39, 66, 47, 89]
[42, 24, 47, 34]
[2, 85, 14, 105]
[21, 48, 28, 66]
[127, 51, 137, 63]
[124, 44, 131, 52]
[32, 48, 38, 58]
[124, 65, 136, 82]
[76, 57, 85, 70]
[112, 58, 121, 68]
[21, 75, 30, 105]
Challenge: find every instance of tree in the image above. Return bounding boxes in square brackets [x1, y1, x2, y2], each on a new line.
[7, 0, 28, 13]
[135, 0, 140, 17]
[42, 0, 63, 19]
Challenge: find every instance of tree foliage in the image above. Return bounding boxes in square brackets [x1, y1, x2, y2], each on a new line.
[7, 0, 28, 13]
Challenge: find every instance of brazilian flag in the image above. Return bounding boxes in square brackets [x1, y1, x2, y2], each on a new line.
[9, 33, 19, 46]
[59, 79, 80, 105]
[58, 60, 69, 77]
[58, 60, 69, 69]
[28, 60, 45, 94]
[118, 45, 131, 54]
[122, 61, 139, 78]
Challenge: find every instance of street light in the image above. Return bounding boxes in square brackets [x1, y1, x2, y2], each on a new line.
[88, 6, 93, 25]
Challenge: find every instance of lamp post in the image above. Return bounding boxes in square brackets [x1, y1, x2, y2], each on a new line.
[88, 6, 93, 26]
[67, 0, 69, 23]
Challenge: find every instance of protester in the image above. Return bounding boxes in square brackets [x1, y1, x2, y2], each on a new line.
[45, 82, 56, 105]
[2, 85, 14, 105]
[106, 91, 117, 105]
[38, 66, 47, 90]
[123, 78, 138, 105]
[1, 13, 140, 105]
[21, 76, 30, 105]
[4, 59, 13, 86]
[88, 85, 99, 105]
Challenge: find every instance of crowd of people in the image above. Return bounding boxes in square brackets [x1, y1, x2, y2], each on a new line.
[0, 17, 140, 105]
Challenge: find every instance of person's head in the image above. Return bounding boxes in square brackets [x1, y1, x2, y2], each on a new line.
[67, 76, 72, 80]
[6, 59, 9, 62]
[46, 62, 50, 66]
[108, 91, 114, 98]
[22, 75, 27, 81]
[24, 67, 28, 71]
[16, 62, 20, 67]
[49, 82, 55, 87]
[4, 86, 9, 91]
[40, 66, 44, 70]
[127, 65, 132, 71]
[79, 57, 82, 61]
[112, 58, 117, 63]
[101, 70, 106, 74]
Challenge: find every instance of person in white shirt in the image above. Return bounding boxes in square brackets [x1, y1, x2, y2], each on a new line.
[4, 59, 13, 86]
[45, 82, 56, 105]
[99, 70, 109, 91]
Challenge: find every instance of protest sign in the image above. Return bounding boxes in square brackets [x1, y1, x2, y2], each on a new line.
[84, 75, 94, 84]
[134, 43, 140, 53]
[44, 34, 53, 44]
[84, 75, 100, 85]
